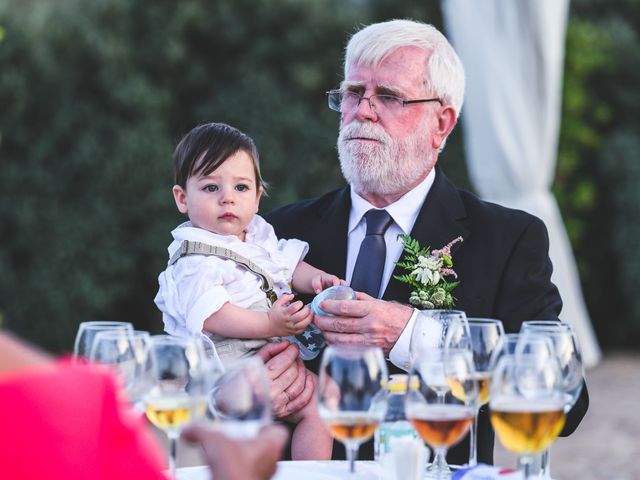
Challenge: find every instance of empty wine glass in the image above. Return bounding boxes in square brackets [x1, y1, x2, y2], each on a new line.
[317, 345, 388, 477]
[144, 335, 206, 478]
[208, 356, 271, 439]
[410, 310, 470, 362]
[406, 348, 478, 479]
[520, 321, 584, 479]
[464, 318, 505, 466]
[73, 321, 133, 360]
[489, 353, 566, 480]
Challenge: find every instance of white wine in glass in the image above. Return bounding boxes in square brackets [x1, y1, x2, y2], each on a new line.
[489, 354, 566, 480]
[317, 345, 388, 477]
[144, 335, 206, 478]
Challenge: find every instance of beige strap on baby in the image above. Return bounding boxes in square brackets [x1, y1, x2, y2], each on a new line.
[169, 240, 278, 305]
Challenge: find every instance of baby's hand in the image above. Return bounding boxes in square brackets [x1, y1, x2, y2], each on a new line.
[268, 293, 313, 337]
[311, 273, 347, 294]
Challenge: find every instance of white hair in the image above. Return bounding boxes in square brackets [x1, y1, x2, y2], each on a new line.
[344, 19, 465, 118]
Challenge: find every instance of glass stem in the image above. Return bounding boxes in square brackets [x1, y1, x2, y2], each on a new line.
[540, 448, 551, 479]
[518, 455, 535, 480]
[468, 409, 478, 467]
[345, 442, 359, 476]
[168, 433, 178, 478]
[432, 447, 450, 479]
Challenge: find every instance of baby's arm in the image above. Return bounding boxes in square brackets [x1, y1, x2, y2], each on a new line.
[291, 261, 346, 294]
[203, 294, 313, 338]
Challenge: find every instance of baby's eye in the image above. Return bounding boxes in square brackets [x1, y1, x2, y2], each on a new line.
[235, 184, 250, 192]
[204, 184, 218, 192]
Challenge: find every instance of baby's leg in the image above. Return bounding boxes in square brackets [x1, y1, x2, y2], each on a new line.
[289, 399, 333, 460]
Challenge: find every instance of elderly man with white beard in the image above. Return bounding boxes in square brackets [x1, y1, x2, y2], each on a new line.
[265, 19, 588, 465]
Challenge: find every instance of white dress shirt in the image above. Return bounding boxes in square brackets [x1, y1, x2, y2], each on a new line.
[346, 169, 436, 370]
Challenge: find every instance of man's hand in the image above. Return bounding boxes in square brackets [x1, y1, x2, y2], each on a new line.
[255, 341, 314, 418]
[314, 291, 413, 355]
[267, 294, 313, 336]
[182, 424, 287, 480]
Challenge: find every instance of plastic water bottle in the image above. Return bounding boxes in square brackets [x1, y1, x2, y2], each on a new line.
[374, 374, 419, 461]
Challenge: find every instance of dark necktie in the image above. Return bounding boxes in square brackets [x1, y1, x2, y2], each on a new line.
[350, 209, 393, 298]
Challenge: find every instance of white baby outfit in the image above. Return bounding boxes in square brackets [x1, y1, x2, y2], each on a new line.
[154, 215, 308, 363]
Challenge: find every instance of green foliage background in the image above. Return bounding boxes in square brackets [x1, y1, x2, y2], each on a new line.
[0, 0, 637, 352]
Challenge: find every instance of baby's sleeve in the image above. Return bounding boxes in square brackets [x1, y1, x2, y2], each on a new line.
[276, 238, 310, 275]
[156, 257, 231, 337]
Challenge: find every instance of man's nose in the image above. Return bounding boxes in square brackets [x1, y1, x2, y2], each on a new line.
[354, 95, 378, 122]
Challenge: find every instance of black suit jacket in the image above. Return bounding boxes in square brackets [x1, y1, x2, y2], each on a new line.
[265, 167, 588, 464]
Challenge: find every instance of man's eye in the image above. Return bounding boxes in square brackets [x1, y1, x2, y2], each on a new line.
[235, 184, 249, 192]
[377, 94, 401, 105]
[204, 185, 218, 192]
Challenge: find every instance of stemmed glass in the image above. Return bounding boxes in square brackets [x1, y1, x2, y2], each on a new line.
[406, 348, 478, 479]
[317, 345, 388, 477]
[464, 318, 505, 466]
[73, 321, 133, 360]
[143, 335, 207, 478]
[489, 353, 566, 480]
[410, 310, 470, 363]
[208, 356, 271, 439]
[520, 321, 584, 479]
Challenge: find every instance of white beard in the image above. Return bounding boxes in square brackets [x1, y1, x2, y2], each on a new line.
[337, 121, 432, 197]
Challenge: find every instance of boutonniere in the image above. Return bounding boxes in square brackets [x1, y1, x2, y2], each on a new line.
[394, 235, 463, 309]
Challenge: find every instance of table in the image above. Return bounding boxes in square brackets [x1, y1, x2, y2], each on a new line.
[177, 461, 383, 479]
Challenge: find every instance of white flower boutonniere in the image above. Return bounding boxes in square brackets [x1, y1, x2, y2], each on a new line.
[394, 235, 463, 309]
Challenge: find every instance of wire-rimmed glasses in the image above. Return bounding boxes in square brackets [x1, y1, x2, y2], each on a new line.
[326, 89, 441, 114]
[317, 345, 388, 477]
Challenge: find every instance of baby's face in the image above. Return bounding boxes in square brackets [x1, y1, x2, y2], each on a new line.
[173, 150, 262, 240]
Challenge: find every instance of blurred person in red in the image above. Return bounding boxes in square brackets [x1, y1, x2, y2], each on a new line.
[0, 331, 286, 480]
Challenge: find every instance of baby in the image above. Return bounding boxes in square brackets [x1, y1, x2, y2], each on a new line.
[154, 122, 336, 460]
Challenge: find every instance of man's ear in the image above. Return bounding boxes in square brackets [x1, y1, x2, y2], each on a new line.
[432, 105, 457, 150]
[172, 185, 188, 214]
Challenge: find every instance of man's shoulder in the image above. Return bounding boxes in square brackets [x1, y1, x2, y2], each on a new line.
[265, 188, 347, 231]
[456, 186, 544, 234]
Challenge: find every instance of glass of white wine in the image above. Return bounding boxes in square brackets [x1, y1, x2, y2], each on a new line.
[489, 353, 566, 480]
[521, 321, 584, 479]
[406, 348, 478, 479]
[144, 335, 206, 478]
[317, 345, 388, 477]
[464, 318, 505, 466]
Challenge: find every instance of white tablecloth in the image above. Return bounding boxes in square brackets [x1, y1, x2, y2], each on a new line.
[177, 461, 382, 480]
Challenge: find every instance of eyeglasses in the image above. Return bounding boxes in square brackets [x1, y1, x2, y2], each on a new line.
[326, 89, 441, 114]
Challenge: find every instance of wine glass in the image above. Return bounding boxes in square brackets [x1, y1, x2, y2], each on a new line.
[464, 318, 505, 466]
[489, 353, 566, 480]
[406, 348, 478, 479]
[410, 310, 470, 362]
[520, 321, 584, 479]
[317, 345, 388, 477]
[73, 321, 133, 360]
[208, 356, 271, 439]
[144, 335, 207, 478]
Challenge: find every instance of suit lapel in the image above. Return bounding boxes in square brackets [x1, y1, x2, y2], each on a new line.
[308, 187, 351, 279]
[383, 168, 470, 302]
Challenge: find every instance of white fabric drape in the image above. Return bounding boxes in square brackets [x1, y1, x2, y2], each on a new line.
[441, 0, 601, 367]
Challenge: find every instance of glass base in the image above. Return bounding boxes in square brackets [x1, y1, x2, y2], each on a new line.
[424, 462, 452, 479]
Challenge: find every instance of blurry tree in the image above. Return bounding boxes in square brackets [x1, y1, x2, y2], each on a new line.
[555, 0, 640, 347]
[0, 0, 453, 352]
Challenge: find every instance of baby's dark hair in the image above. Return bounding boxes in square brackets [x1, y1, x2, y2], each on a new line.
[173, 122, 267, 191]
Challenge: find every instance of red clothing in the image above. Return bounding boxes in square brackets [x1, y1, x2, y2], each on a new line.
[0, 360, 166, 479]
